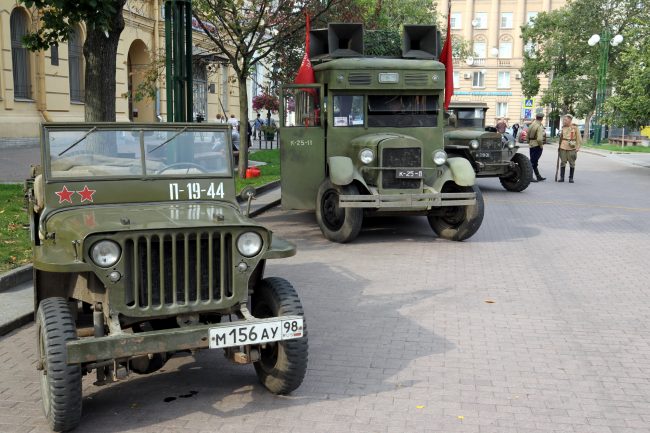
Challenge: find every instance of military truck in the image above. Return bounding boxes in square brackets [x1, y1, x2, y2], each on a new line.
[445, 101, 533, 192]
[280, 24, 484, 243]
[26, 123, 307, 431]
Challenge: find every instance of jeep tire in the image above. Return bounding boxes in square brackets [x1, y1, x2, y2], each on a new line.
[316, 178, 363, 243]
[36, 297, 82, 432]
[427, 184, 484, 241]
[252, 277, 308, 395]
[499, 153, 533, 192]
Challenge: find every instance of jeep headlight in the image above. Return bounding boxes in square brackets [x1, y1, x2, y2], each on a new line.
[470, 139, 480, 150]
[432, 150, 448, 166]
[90, 240, 121, 268]
[359, 148, 375, 165]
[507, 141, 515, 149]
[237, 232, 263, 257]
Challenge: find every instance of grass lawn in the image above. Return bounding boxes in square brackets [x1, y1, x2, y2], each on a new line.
[0, 184, 31, 273]
[583, 140, 650, 153]
[235, 149, 281, 192]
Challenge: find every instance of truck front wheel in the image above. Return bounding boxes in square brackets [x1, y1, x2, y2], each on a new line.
[499, 153, 533, 192]
[316, 178, 363, 243]
[36, 297, 82, 432]
[427, 184, 484, 241]
[252, 277, 308, 395]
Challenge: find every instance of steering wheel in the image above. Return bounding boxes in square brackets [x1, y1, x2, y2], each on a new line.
[157, 162, 208, 174]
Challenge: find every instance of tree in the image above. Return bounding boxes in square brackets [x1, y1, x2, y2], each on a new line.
[193, 0, 337, 178]
[520, 0, 646, 140]
[21, 0, 127, 122]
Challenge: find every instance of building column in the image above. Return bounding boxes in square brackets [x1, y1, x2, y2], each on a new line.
[513, 0, 526, 60]
[464, 0, 474, 42]
[488, 0, 500, 53]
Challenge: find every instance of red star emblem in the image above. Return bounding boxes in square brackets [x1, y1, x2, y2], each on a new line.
[55, 186, 74, 204]
[77, 185, 96, 203]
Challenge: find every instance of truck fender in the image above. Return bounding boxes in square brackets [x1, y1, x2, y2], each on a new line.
[328, 156, 355, 186]
[434, 157, 476, 190]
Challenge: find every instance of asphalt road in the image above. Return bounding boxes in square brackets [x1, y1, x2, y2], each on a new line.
[1, 147, 650, 432]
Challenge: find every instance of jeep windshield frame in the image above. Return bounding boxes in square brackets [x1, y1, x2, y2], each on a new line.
[43, 123, 233, 180]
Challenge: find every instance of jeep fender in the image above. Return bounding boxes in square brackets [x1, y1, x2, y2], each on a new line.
[433, 157, 476, 190]
[328, 156, 366, 188]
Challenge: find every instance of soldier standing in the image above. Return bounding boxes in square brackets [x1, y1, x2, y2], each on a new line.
[557, 114, 582, 183]
[527, 112, 546, 182]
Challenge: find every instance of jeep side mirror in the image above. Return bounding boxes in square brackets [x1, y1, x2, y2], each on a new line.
[240, 186, 256, 217]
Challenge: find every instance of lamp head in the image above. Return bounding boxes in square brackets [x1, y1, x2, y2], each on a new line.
[588, 34, 600, 46]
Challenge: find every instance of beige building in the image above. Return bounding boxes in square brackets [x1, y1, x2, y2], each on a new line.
[437, 0, 566, 126]
[0, 1, 268, 140]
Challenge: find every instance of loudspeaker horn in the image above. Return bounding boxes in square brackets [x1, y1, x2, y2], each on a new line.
[402, 25, 440, 59]
[309, 28, 329, 60]
[328, 23, 364, 58]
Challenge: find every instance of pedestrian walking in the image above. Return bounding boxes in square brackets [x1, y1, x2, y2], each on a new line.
[527, 113, 546, 182]
[215, 113, 226, 123]
[253, 113, 264, 140]
[557, 114, 582, 183]
[496, 118, 507, 134]
[512, 123, 520, 140]
[227, 114, 240, 129]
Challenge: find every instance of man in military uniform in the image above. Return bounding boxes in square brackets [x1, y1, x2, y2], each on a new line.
[527, 112, 546, 182]
[557, 114, 582, 183]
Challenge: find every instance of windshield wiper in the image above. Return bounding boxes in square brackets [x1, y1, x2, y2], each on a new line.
[58, 126, 98, 156]
[148, 127, 188, 154]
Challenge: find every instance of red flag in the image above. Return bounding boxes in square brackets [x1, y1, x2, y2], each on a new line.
[294, 13, 316, 85]
[439, 2, 454, 110]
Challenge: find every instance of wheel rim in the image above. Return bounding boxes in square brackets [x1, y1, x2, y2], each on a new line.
[321, 189, 344, 231]
[506, 163, 522, 183]
[440, 206, 466, 226]
[38, 326, 50, 411]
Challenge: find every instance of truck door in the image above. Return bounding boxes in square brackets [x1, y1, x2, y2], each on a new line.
[280, 84, 325, 210]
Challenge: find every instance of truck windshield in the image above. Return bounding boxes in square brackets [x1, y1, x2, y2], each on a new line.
[368, 95, 438, 127]
[47, 127, 231, 178]
[454, 109, 486, 128]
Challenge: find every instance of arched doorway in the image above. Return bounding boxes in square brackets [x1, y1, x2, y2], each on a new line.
[127, 40, 153, 122]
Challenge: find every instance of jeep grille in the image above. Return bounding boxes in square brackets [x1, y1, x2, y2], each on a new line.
[123, 231, 233, 310]
[381, 147, 422, 190]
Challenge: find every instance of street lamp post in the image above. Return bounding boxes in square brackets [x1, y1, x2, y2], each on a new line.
[588, 31, 623, 144]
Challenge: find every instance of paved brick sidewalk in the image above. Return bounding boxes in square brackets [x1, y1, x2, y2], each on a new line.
[1, 148, 650, 432]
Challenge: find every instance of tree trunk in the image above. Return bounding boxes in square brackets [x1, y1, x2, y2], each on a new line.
[583, 112, 593, 142]
[83, 0, 126, 122]
[237, 75, 249, 179]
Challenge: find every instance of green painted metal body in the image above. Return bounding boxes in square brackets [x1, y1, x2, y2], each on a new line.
[164, 0, 193, 122]
[593, 30, 611, 145]
[279, 58, 476, 212]
[445, 102, 517, 177]
[28, 123, 296, 364]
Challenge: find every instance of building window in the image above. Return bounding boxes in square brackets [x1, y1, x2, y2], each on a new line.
[472, 71, 485, 88]
[451, 13, 462, 29]
[496, 102, 508, 117]
[10, 8, 32, 100]
[527, 12, 538, 25]
[68, 26, 84, 103]
[474, 12, 488, 29]
[453, 71, 460, 88]
[51, 44, 59, 66]
[193, 63, 207, 118]
[500, 13, 513, 29]
[473, 41, 486, 58]
[499, 41, 513, 58]
[497, 71, 510, 88]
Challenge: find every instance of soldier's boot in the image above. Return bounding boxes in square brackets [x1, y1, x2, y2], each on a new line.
[558, 167, 565, 182]
[569, 167, 575, 183]
[533, 167, 546, 182]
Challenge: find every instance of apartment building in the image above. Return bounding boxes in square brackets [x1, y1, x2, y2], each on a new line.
[0, 1, 268, 140]
[437, 0, 566, 126]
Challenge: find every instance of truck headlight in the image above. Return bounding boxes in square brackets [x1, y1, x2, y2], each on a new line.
[470, 139, 480, 150]
[359, 148, 375, 165]
[507, 141, 515, 149]
[90, 240, 121, 268]
[432, 150, 448, 166]
[237, 232, 263, 257]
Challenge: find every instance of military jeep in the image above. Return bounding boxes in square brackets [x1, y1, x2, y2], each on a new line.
[445, 102, 533, 192]
[279, 24, 484, 243]
[26, 123, 307, 432]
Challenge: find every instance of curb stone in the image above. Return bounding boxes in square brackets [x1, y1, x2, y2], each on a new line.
[0, 264, 33, 292]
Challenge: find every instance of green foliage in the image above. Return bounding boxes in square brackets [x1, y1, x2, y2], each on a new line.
[20, 0, 122, 50]
[365, 29, 401, 57]
[0, 185, 31, 273]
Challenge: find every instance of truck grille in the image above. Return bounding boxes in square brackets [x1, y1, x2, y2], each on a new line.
[348, 72, 371, 85]
[123, 231, 233, 310]
[480, 138, 502, 150]
[381, 147, 422, 190]
[404, 72, 428, 86]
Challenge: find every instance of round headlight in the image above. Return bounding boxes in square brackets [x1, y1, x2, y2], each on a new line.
[508, 141, 515, 149]
[90, 240, 121, 268]
[237, 232, 263, 257]
[432, 150, 448, 166]
[359, 148, 375, 165]
[470, 139, 480, 150]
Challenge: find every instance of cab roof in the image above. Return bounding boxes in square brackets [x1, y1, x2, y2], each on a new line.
[313, 57, 445, 72]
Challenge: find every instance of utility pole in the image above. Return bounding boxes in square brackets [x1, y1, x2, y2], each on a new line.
[164, 0, 194, 122]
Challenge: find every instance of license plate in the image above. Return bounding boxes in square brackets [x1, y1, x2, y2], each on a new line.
[476, 152, 492, 159]
[208, 318, 304, 349]
[396, 169, 423, 179]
